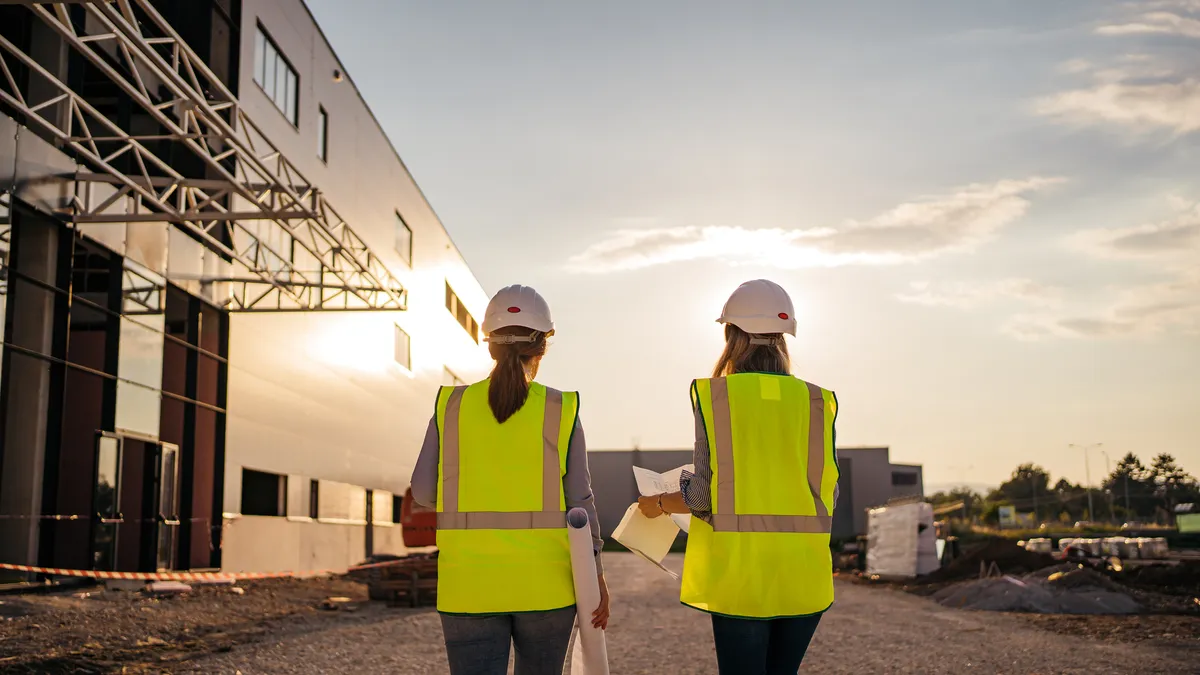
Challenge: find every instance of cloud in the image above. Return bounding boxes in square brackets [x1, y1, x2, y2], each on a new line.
[896, 279, 1061, 309]
[1034, 76, 1200, 135]
[1097, 11, 1200, 39]
[1038, 3, 1200, 136]
[1007, 200, 1200, 341]
[1005, 273, 1200, 340]
[566, 178, 1062, 273]
[1070, 203, 1200, 259]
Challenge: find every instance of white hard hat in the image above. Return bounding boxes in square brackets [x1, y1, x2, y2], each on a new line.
[482, 285, 554, 342]
[717, 279, 797, 336]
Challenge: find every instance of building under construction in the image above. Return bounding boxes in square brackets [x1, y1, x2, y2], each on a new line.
[0, 0, 490, 576]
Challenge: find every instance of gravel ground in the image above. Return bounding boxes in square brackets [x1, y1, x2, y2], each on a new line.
[182, 554, 1198, 675]
[2, 554, 1196, 674]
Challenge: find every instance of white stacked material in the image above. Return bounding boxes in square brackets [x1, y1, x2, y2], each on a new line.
[916, 503, 939, 576]
[1101, 537, 1125, 557]
[1058, 537, 1076, 552]
[1119, 539, 1142, 559]
[1024, 538, 1053, 554]
[1138, 538, 1169, 560]
[1076, 539, 1102, 556]
[867, 502, 938, 579]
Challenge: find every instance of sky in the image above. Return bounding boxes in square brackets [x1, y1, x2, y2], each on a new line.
[306, 0, 1200, 492]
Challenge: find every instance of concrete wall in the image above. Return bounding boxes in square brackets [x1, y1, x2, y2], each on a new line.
[589, 450, 692, 540]
[589, 448, 925, 542]
[220, 516, 409, 573]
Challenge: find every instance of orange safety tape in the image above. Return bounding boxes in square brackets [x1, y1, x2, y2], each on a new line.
[0, 556, 435, 581]
[0, 563, 335, 581]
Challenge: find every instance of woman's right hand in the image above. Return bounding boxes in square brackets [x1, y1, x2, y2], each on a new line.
[637, 495, 665, 519]
[592, 573, 610, 630]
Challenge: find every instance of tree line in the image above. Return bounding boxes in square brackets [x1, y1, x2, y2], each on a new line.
[929, 453, 1199, 525]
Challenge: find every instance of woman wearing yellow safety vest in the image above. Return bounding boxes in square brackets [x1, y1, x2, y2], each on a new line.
[639, 279, 839, 675]
[410, 284, 610, 675]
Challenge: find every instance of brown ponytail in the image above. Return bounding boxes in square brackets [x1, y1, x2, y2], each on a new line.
[712, 324, 791, 377]
[487, 326, 549, 423]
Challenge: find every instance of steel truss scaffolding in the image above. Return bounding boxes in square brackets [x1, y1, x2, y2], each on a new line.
[0, 191, 9, 295]
[0, 0, 407, 311]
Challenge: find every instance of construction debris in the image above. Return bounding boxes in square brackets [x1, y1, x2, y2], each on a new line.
[923, 537, 1057, 584]
[347, 552, 439, 607]
[145, 581, 193, 595]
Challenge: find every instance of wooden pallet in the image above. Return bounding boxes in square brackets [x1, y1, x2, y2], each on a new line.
[350, 553, 439, 608]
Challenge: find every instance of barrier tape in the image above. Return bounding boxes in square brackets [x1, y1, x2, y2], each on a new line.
[0, 555, 433, 581]
[0, 515, 213, 523]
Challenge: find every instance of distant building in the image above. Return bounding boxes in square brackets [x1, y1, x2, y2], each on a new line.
[589, 446, 923, 542]
[833, 447, 924, 540]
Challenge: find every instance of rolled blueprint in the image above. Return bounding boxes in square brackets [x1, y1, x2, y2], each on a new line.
[567, 507, 609, 675]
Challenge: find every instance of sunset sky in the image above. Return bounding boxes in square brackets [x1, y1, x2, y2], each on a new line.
[307, 0, 1200, 491]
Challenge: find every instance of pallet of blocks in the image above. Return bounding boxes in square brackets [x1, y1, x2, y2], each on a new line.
[349, 552, 439, 607]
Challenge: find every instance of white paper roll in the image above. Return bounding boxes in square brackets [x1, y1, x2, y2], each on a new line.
[567, 507, 609, 675]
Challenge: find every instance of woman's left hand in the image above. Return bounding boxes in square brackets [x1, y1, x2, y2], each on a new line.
[637, 495, 665, 518]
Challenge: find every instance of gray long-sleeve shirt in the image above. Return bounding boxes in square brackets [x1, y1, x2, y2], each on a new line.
[409, 415, 605, 573]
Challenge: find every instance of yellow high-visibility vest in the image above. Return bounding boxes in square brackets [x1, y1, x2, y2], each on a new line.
[681, 373, 839, 618]
[435, 380, 579, 614]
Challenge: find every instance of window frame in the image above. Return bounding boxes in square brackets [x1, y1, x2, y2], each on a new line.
[444, 281, 479, 343]
[393, 322, 412, 371]
[241, 468, 287, 517]
[394, 211, 412, 267]
[444, 366, 465, 387]
[317, 106, 329, 163]
[252, 23, 300, 127]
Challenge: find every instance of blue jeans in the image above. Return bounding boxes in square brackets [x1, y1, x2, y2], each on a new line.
[440, 607, 576, 675]
[711, 614, 823, 675]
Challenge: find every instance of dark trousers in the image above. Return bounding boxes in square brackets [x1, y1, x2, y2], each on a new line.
[440, 606, 576, 675]
[711, 614, 823, 675]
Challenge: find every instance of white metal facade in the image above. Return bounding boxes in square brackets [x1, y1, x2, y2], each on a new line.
[220, 0, 491, 571]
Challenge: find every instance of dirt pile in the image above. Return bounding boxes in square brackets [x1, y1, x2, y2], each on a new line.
[932, 565, 1141, 615]
[1107, 560, 1200, 596]
[921, 537, 1056, 584]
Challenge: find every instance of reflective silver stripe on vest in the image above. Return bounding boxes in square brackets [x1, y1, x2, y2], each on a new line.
[805, 381, 828, 520]
[437, 511, 567, 530]
[708, 377, 831, 534]
[542, 389, 564, 511]
[438, 386, 567, 530]
[440, 385, 467, 514]
[711, 514, 833, 534]
[709, 378, 735, 515]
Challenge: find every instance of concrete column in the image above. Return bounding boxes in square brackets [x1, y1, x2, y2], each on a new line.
[0, 215, 59, 567]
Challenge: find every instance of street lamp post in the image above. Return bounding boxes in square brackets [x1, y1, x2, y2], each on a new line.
[1069, 443, 1103, 521]
[1099, 450, 1115, 523]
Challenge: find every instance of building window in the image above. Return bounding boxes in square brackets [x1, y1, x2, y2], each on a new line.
[394, 323, 411, 370]
[241, 468, 287, 516]
[444, 282, 479, 343]
[393, 494, 403, 524]
[444, 367, 464, 387]
[891, 471, 919, 487]
[309, 479, 319, 519]
[317, 106, 329, 162]
[253, 24, 298, 125]
[394, 212, 412, 267]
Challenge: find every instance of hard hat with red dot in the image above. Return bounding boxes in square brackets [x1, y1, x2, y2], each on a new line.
[717, 279, 797, 336]
[482, 284, 554, 343]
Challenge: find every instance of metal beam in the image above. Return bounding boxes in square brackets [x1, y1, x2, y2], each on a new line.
[0, 2, 409, 312]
